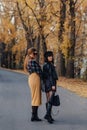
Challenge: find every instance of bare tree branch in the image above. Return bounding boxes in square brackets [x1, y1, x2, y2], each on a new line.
[16, 2, 28, 31]
[24, 0, 41, 29]
[74, 0, 78, 4]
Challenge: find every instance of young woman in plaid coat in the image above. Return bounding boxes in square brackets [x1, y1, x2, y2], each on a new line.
[24, 47, 42, 121]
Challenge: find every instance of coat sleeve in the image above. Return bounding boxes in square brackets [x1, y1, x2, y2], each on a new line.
[49, 65, 57, 86]
[43, 64, 49, 79]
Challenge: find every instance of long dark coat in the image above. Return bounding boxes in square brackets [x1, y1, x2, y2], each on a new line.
[43, 62, 58, 92]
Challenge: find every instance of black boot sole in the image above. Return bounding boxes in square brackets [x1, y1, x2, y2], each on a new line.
[31, 118, 42, 122]
[48, 120, 53, 124]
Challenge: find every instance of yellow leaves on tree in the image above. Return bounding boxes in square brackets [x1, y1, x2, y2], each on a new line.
[0, 18, 16, 44]
[12, 38, 26, 54]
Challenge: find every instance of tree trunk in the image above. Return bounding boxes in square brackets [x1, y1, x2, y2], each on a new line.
[66, 0, 76, 78]
[66, 59, 74, 78]
[39, 33, 47, 64]
[57, 0, 66, 76]
[57, 51, 66, 76]
[38, 0, 47, 64]
[34, 35, 40, 63]
[25, 31, 34, 49]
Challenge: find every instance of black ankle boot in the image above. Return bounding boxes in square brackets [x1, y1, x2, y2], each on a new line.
[31, 113, 35, 121]
[31, 114, 42, 121]
[35, 106, 42, 121]
[31, 106, 36, 121]
[31, 106, 42, 121]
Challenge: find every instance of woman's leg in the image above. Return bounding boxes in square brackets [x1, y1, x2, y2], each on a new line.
[44, 91, 54, 123]
[46, 91, 53, 102]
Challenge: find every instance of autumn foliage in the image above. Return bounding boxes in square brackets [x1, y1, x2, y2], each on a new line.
[0, 0, 87, 80]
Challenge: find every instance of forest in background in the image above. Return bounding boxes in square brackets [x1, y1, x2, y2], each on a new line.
[0, 0, 87, 80]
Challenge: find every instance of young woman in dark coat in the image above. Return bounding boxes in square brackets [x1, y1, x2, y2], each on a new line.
[43, 51, 58, 124]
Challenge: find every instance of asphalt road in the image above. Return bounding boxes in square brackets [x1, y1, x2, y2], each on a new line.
[0, 69, 87, 130]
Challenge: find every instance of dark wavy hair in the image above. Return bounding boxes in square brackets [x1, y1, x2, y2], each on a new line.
[44, 51, 54, 63]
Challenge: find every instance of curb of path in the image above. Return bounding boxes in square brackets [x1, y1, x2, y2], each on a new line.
[0, 67, 26, 75]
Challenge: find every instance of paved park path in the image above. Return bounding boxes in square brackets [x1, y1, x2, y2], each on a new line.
[0, 69, 87, 130]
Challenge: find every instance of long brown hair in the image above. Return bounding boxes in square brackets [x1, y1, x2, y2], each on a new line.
[27, 47, 37, 59]
[24, 47, 37, 72]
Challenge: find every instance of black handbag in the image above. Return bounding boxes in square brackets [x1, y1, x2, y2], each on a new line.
[49, 93, 60, 106]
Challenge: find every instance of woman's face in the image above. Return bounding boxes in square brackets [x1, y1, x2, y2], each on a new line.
[47, 55, 53, 62]
[30, 51, 37, 59]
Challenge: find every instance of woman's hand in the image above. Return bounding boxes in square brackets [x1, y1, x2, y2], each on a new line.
[52, 86, 56, 90]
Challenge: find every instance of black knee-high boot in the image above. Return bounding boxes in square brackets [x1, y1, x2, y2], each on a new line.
[31, 106, 42, 121]
[44, 103, 54, 121]
[44, 103, 53, 123]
